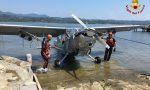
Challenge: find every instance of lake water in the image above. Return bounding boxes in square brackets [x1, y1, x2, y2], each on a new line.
[0, 22, 150, 73]
[0, 22, 150, 89]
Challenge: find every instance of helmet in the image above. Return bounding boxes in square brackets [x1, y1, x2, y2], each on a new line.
[47, 34, 52, 40]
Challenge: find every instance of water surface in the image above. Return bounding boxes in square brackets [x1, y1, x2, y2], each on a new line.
[0, 22, 150, 89]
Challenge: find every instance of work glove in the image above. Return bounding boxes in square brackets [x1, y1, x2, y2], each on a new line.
[105, 45, 110, 49]
[48, 54, 50, 58]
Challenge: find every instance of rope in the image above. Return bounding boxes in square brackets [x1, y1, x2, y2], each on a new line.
[116, 37, 150, 46]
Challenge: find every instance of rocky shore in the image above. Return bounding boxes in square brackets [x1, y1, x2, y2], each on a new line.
[0, 56, 40, 90]
[57, 77, 150, 90]
[36, 60, 150, 90]
[1, 56, 150, 90]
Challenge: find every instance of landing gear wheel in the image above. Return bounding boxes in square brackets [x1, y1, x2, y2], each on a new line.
[94, 57, 101, 64]
[54, 60, 60, 67]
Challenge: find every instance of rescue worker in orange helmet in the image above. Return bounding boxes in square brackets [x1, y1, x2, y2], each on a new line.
[37, 34, 52, 73]
[104, 32, 116, 61]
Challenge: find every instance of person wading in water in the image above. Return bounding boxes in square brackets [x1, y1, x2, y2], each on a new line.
[104, 32, 116, 61]
[37, 34, 52, 73]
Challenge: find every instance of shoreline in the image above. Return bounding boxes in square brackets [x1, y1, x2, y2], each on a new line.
[0, 56, 150, 90]
[33, 59, 150, 90]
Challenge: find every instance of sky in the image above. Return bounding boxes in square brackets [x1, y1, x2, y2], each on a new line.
[0, 0, 150, 20]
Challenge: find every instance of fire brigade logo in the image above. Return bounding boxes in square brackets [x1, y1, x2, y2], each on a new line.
[126, 0, 145, 14]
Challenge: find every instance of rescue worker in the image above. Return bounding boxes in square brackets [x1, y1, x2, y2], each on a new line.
[37, 34, 52, 73]
[104, 32, 116, 61]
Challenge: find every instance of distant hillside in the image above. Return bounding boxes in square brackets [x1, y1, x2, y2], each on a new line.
[0, 10, 150, 25]
[0, 11, 49, 18]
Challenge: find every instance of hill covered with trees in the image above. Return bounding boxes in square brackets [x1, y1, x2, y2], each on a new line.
[0, 10, 150, 25]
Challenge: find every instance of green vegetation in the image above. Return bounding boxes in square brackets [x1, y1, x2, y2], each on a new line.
[0, 11, 150, 24]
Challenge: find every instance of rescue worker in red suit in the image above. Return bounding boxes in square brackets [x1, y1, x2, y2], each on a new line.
[37, 34, 52, 73]
[104, 32, 116, 61]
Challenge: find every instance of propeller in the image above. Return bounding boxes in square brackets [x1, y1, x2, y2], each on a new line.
[72, 14, 110, 49]
[95, 35, 110, 49]
[72, 14, 89, 29]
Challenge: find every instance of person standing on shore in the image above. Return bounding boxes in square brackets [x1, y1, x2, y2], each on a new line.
[104, 32, 116, 61]
[37, 34, 52, 73]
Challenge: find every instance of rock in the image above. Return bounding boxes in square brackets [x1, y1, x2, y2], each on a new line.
[7, 73, 18, 82]
[0, 56, 38, 90]
[24, 81, 36, 86]
[57, 87, 65, 90]
[56, 78, 150, 90]
[0, 64, 6, 73]
[91, 81, 103, 90]
[0, 79, 8, 89]
[20, 84, 37, 90]
[20, 61, 31, 68]
[17, 69, 31, 81]
[65, 87, 77, 90]
[1, 56, 22, 66]
[57, 85, 62, 89]
[8, 76, 18, 81]
[137, 74, 150, 80]
[0, 56, 4, 60]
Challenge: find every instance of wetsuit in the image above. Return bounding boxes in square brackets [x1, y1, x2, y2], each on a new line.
[41, 38, 50, 68]
[104, 37, 116, 61]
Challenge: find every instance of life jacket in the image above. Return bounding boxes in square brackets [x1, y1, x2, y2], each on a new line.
[41, 38, 50, 55]
[42, 38, 46, 49]
[106, 37, 116, 47]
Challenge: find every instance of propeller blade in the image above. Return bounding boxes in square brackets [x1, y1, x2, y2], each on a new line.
[72, 14, 88, 29]
[95, 35, 110, 49]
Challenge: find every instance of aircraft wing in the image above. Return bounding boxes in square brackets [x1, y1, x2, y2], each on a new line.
[0, 24, 66, 37]
[91, 25, 144, 33]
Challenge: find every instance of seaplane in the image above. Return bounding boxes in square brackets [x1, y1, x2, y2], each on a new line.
[0, 14, 144, 67]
